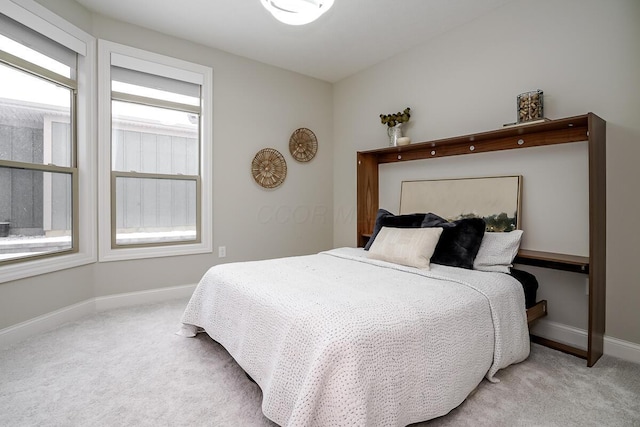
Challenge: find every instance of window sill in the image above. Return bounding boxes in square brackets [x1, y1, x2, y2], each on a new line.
[98, 240, 212, 263]
[0, 249, 96, 284]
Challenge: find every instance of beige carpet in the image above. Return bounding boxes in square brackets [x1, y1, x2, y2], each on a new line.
[0, 298, 639, 426]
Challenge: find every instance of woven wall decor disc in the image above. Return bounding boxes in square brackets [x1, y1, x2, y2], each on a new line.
[251, 148, 287, 189]
[289, 128, 318, 162]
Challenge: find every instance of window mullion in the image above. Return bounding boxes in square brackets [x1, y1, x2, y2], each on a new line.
[113, 170, 199, 181]
[0, 49, 76, 89]
[0, 159, 75, 174]
[111, 91, 200, 114]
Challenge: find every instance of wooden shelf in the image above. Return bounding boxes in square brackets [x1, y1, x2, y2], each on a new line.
[527, 300, 547, 324]
[515, 249, 589, 274]
[356, 113, 606, 367]
[358, 114, 590, 164]
[530, 335, 588, 360]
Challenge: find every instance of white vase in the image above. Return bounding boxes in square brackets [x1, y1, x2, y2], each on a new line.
[387, 123, 403, 147]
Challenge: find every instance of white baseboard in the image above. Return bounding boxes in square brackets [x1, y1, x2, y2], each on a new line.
[531, 318, 640, 365]
[604, 335, 640, 365]
[530, 319, 588, 350]
[0, 299, 95, 350]
[94, 284, 196, 311]
[0, 284, 196, 350]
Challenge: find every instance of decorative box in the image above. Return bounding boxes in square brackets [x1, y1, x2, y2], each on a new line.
[517, 90, 544, 123]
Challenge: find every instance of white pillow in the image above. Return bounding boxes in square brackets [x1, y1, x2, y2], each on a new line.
[473, 230, 524, 273]
[367, 226, 443, 270]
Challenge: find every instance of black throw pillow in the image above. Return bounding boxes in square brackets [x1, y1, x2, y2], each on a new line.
[364, 209, 426, 250]
[421, 212, 450, 228]
[422, 213, 486, 269]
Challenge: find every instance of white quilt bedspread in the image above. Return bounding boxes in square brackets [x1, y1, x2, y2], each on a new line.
[179, 247, 529, 426]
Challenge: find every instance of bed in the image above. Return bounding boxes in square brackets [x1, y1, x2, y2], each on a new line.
[179, 234, 534, 425]
[179, 175, 539, 426]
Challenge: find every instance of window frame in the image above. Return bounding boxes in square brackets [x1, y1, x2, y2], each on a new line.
[0, 48, 78, 264]
[0, 0, 96, 283]
[97, 40, 213, 262]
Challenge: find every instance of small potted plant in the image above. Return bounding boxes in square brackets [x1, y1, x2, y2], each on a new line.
[380, 107, 411, 146]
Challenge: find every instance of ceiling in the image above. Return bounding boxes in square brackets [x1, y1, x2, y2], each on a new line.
[74, 0, 514, 83]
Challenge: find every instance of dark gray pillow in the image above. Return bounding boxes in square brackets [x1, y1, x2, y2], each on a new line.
[421, 213, 486, 269]
[364, 209, 426, 250]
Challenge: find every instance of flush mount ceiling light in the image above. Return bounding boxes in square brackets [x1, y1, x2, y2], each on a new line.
[261, 0, 335, 25]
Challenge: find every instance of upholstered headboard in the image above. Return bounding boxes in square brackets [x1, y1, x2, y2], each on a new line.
[399, 175, 522, 232]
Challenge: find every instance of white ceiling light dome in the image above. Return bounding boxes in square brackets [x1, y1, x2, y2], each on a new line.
[261, 0, 335, 25]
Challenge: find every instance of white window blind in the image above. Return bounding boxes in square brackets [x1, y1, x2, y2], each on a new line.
[0, 13, 76, 70]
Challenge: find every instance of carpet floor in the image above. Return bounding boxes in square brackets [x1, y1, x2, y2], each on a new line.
[0, 298, 639, 426]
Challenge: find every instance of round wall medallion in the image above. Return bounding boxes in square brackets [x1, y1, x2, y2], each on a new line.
[289, 128, 318, 162]
[251, 148, 287, 189]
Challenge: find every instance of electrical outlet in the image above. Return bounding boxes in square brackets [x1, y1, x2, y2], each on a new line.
[218, 246, 226, 258]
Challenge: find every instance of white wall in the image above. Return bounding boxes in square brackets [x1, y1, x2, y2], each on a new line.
[333, 0, 640, 346]
[0, 0, 333, 329]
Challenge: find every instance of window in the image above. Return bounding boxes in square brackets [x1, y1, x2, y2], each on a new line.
[98, 41, 212, 261]
[0, 1, 95, 280]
